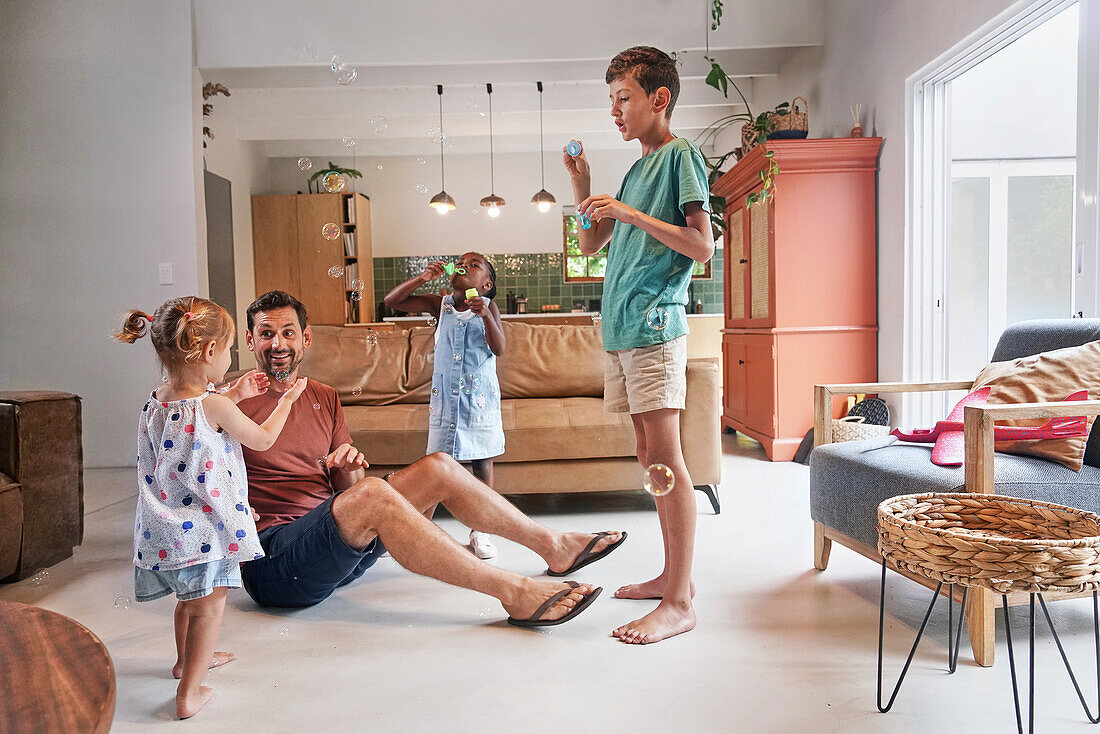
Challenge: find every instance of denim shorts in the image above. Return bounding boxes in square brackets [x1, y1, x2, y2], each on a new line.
[240, 492, 387, 609]
[135, 557, 242, 602]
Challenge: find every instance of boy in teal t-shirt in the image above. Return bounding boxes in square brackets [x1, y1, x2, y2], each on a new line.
[565, 46, 714, 645]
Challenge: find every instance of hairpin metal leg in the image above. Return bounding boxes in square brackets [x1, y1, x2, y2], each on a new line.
[1003, 591, 1100, 733]
[877, 560, 966, 713]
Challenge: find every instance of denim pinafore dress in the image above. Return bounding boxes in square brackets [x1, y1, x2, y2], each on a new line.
[426, 295, 505, 461]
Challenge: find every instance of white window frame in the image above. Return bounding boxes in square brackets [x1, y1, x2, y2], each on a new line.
[904, 0, 1094, 426]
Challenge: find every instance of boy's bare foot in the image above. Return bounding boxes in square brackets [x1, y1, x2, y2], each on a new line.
[504, 579, 598, 622]
[176, 685, 215, 719]
[172, 651, 236, 679]
[612, 600, 696, 644]
[546, 531, 624, 574]
[613, 576, 696, 600]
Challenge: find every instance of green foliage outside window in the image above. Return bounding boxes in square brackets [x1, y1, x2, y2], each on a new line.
[563, 213, 711, 281]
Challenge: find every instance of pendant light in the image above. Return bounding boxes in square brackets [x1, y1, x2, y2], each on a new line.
[428, 85, 455, 214]
[479, 83, 505, 218]
[530, 81, 556, 213]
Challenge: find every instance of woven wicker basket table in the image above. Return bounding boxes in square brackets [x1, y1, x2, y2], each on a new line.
[876, 492, 1100, 733]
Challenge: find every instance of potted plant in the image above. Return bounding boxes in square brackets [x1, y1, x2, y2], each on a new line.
[307, 161, 363, 193]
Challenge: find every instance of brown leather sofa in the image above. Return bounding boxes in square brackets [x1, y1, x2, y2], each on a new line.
[0, 392, 84, 581]
[299, 322, 722, 512]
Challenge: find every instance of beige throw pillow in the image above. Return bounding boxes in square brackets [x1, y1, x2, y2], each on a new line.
[971, 339, 1100, 471]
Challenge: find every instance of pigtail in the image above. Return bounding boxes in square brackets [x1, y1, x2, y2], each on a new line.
[112, 309, 153, 343]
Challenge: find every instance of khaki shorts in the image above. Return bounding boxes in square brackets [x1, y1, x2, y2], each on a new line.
[604, 335, 687, 414]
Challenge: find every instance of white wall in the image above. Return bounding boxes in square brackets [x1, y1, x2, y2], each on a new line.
[0, 0, 202, 467]
[749, 0, 1020, 384]
[266, 147, 645, 257]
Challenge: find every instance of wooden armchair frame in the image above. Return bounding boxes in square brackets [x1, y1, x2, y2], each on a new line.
[812, 380, 1100, 667]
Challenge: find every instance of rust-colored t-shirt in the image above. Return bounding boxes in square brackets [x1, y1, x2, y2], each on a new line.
[237, 379, 351, 532]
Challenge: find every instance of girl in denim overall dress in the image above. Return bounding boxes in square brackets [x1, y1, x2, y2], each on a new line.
[383, 252, 505, 558]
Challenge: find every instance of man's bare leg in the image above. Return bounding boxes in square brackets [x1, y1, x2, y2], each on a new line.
[614, 415, 695, 600]
[385, 453, 623, 574]
[612, 409, 697, 644]
[332, 477, 597, 621]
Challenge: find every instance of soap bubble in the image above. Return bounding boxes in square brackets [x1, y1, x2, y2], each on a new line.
[312, 402, 321, 410]
[432, 388, 439, 396]
[475, 393, 486, 409]
[275, 371, 290, 382]
[428, 127, 445, 144]
[351, 278, 365, 290]
[465, 97, 478, 111]
[415, 184, 429, 194]
[591, 313, 602, 325]
[645, 307, 669, 331]
[322, 222, 341, 240]
[416, 156, 428, 167]
[365, 333, 378, 346]
[427, 316, 437, 327]
[278, 626, 289, 637]
[370, 115, 388, 133]
[377, 164, 384, 171]
[459, 374, 481, 395]
[342, 136, 357, 148]
[351, 386, 362, 396]
[297, 157, 313, 171]
[428, 406, 434, 416]
[322, 171, 346, 193]
[643, 463, 675, 497]
[350, 290, 362, 302]
[295, 44, 319, 61]
[328, 265, 345, 278]
[330, 56, 357, 85]
[452, 352, 462, 362]
[114, 595, 132, 610]
[31, 568, 49, 586]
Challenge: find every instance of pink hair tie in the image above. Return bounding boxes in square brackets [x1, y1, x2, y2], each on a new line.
[143, 313, 153, 323]
[184, 311, 195, 321]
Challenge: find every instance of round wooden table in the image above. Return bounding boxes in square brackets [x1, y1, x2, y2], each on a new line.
[0, 600, 115, 733]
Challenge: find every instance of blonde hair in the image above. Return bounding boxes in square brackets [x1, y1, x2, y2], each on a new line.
[114, 296, 235, 374]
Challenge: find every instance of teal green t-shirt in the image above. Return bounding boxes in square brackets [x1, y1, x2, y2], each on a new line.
[600, 137, 711, 351]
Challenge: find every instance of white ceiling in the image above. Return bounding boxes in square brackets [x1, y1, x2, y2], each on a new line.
[193, 0, 824, 158]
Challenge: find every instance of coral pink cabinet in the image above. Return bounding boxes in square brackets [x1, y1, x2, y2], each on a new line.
[712, 138, 882, 460]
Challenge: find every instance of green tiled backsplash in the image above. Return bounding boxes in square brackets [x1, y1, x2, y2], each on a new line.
[372, 249, 724, 315]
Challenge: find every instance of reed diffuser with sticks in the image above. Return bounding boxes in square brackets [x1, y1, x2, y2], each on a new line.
[850, 104, 863, 137]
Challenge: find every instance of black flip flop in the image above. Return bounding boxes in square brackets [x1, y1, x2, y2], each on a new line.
[507, 581, 603, 628]
[546, 531, 628, 577]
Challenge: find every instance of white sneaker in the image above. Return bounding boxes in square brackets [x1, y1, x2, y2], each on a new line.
[469, 530, 498, 559]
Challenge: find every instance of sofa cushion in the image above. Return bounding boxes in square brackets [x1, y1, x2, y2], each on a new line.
[972, 339, 1100, 471]
[809, 441, 1100, 549]
[302, 326, 415, 405]
[344, 397, 637, 467]
[496, 322, 604, 399]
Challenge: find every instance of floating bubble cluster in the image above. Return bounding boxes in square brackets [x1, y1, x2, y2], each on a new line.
[415, 184, 429, 195]
[427, 316, 438, 327]
[322, 222, 341, 240]
[365, 333, 378, 346]
[370, 115, 388, 134]
[643, 463, 675, 497]
[342, 136, 356, 148]
[350, 290, 362, 302]
[322, 171, 346, 193]
[114, 595, 132, 610]
[330, 56, 357, 85]
[328, 265, 345, 279]
[275, 371, 290, 382]
[351, 278, 365, 291]
[646, 307, 669, 331]
[297, 157, 313, 171]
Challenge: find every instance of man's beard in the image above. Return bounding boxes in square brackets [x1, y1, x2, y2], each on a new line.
[259, 349, 301, 378]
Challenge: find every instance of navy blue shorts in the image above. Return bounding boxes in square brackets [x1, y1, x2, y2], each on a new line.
[241, 493, 387, 608]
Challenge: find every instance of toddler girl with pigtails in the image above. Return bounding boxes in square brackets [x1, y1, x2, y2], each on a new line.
[114, 295, 305, 719]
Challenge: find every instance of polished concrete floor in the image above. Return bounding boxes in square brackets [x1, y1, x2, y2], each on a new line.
[5, 434, 1100, 733]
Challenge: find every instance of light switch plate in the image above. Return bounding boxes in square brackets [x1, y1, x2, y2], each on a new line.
[158, 263, 174, 285]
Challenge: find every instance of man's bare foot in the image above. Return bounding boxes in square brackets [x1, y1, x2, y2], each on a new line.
[504, 579, 598, 623]
[176, 685, 215, 719]
[546, 531, 624, 575]
[612, 600, 696, 644]
[613, 577, 696, 600]
[172, 651, 236, 679]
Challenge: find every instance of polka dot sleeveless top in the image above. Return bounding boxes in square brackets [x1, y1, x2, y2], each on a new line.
[133, 391, 263, 570]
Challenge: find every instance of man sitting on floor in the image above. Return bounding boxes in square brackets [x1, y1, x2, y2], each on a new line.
[233, 290, 627, 626]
